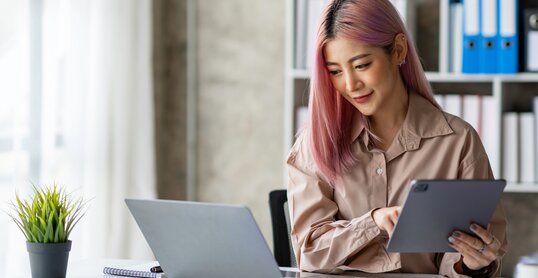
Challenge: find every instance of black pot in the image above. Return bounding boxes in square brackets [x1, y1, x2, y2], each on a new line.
[26, 240, 72, 278]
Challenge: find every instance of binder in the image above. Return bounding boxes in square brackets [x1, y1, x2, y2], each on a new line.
[450, 1, 463, 73]
[305, 0, 326, 70]
[481, 96, 500, 178]
[497, 0, 519, 73]
[524, 9, 538, 72]
[444, 95, 463, 118]
[520, 113, 535, 183]
[534, 97, 538, 182]
[390, 0, 417, 41]
[479, 0, 498, 73]
[434, 94, 446, 110]
[462, 0, 481, 73]
[502, 112, 519, 182]
[462, 95, 481, 134]
[294, 0, 308, 69]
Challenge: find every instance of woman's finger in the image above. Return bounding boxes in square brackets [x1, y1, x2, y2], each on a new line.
[449, 234, 496, 263]
[470, 223, 494, 245]
[385, 215, 395, 235]
[451, 231, 483, 250]
[448, 238, 491, 269]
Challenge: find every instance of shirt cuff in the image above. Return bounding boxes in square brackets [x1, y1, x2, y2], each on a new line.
[439, 253, 470, 278]
[346, 208, 383, 247]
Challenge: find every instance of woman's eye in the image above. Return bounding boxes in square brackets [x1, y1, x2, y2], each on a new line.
[328, 69, 341, 76]
[355, 62, 371, 70]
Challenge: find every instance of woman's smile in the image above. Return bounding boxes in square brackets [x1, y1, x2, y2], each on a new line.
[353, 91, 374, 104]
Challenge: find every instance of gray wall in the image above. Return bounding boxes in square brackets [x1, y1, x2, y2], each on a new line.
[153, 0, 188, 200]
[501, 194, 538, 276]
[196, 0, 285, 247]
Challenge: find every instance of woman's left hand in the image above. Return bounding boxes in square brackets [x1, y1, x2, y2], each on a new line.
[448, 223, 501, 270]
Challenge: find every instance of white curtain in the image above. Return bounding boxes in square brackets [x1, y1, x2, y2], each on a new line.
[0, 0, 156, 275]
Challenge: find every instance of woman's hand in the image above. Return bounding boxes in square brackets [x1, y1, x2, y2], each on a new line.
[372, 206, 401, 236]
[448, 223, 501, 271]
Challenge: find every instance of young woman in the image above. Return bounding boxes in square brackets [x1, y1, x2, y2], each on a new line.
[286, 0, 507, 277]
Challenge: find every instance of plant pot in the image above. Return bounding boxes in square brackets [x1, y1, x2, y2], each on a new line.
[26, 240, 72, 278]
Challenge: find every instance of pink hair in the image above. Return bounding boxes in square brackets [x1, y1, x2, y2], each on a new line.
[308, 0, 440, 183]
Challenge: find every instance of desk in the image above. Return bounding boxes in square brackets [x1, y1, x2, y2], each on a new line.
[16, 259, 444, 278]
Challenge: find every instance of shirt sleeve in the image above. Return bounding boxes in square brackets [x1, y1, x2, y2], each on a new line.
[438, 128, 508, 277]
[286, 133, 384, 273]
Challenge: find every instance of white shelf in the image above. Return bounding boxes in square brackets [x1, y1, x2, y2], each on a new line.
[426, 72, 538, 83]
[504, 184, 538, 193]
[291, 69, 310, 79]
[292, 71, 538, 83]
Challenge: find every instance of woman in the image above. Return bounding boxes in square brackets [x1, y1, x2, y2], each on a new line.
[286, 0, 507, 277]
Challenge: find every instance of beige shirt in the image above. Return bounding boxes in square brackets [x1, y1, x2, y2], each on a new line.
[286, 93, 507, 277]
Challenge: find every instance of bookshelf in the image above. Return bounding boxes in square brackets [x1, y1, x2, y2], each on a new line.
[284, 0, 538, 193]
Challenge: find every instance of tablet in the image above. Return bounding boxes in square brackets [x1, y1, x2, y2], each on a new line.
[386, 179, 506, 253]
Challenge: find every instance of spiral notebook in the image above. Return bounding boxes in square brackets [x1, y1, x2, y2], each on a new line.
[103, 261, 165, 278]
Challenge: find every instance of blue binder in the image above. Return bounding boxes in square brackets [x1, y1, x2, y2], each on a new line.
[479, 0, 498, 73]
[463, 0, 481, 73]
[497, 0, 518, 73]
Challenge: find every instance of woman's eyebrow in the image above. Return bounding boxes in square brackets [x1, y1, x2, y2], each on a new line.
[325, 53, 371, 66]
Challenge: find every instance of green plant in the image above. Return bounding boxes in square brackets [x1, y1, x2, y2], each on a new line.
[6, 183, 88, 243]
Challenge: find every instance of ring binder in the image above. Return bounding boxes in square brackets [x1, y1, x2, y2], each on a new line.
[463, 0, 481, 73]
[524, 9, 538, 72]
[480, 0, 498, 73]
[497, 0, 519, 73]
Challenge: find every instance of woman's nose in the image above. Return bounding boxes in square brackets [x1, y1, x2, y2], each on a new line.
[345, 72, 362, 93]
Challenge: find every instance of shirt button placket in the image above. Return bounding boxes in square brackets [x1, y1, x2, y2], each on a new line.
[376, 167, 384, 175]
[374, 153, 388, 206]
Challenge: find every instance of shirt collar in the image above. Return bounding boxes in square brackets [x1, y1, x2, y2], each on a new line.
[351, 92, 453, 156]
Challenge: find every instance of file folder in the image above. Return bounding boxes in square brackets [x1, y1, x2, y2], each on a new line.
[479, 0, 497, 73]
[524, 9, 538, 72]
[463, 0, 481, 73]
[497, 0, 519, 73]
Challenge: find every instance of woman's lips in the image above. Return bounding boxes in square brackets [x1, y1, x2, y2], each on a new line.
[353, 91, 373, 104]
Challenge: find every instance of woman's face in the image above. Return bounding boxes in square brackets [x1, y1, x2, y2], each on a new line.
[323, 36, 404, 117]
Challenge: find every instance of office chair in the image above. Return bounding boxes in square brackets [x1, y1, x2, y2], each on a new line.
[268, 189, 297, 267]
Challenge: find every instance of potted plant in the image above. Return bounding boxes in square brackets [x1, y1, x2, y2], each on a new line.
[6, 183, 88, 278]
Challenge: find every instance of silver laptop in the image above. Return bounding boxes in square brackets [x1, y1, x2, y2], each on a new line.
[126, 199, 444, 278]
[125, 199, 291, 278]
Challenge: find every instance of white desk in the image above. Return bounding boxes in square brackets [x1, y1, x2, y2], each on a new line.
[16, 259, 444, 278]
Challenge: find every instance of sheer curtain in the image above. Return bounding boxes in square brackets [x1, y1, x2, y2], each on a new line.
[0, 0, 156, 275]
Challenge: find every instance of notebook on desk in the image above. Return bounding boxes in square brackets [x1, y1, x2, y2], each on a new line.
[125, 199, 444, 278]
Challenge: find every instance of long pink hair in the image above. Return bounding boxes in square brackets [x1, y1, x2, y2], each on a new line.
[308, 0, 440, 183]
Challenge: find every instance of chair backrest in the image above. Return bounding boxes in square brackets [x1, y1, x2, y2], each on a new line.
[268, 189, 297, 267]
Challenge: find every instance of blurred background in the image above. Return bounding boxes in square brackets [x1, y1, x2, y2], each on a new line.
[0, 0, 537, 277]
[0, 0, 285, 275]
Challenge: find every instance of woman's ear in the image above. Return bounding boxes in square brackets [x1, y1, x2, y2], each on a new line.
[393, 33, 408, 66]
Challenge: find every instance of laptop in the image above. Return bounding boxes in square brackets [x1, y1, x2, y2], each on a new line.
[126, 198, 444, 278]
[125, 199, 294, 278]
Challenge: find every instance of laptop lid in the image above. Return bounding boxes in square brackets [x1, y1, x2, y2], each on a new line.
[125, 199, 283, 278]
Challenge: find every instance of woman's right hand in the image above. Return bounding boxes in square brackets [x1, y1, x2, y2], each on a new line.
[372, 206, 402, 236]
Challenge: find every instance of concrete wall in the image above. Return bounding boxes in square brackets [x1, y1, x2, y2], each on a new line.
[196, 0, 285, 247]
[153, 0, 188, 200]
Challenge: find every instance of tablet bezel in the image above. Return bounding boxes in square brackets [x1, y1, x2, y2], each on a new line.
[386, 179, 506, 253]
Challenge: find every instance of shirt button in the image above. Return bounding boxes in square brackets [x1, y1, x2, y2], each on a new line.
[376, 167, 384, 175]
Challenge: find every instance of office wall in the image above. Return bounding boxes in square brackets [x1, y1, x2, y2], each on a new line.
[196, 0, 285, 246]
[152, 0, 286, 247]
[153, 0, 188, 200]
